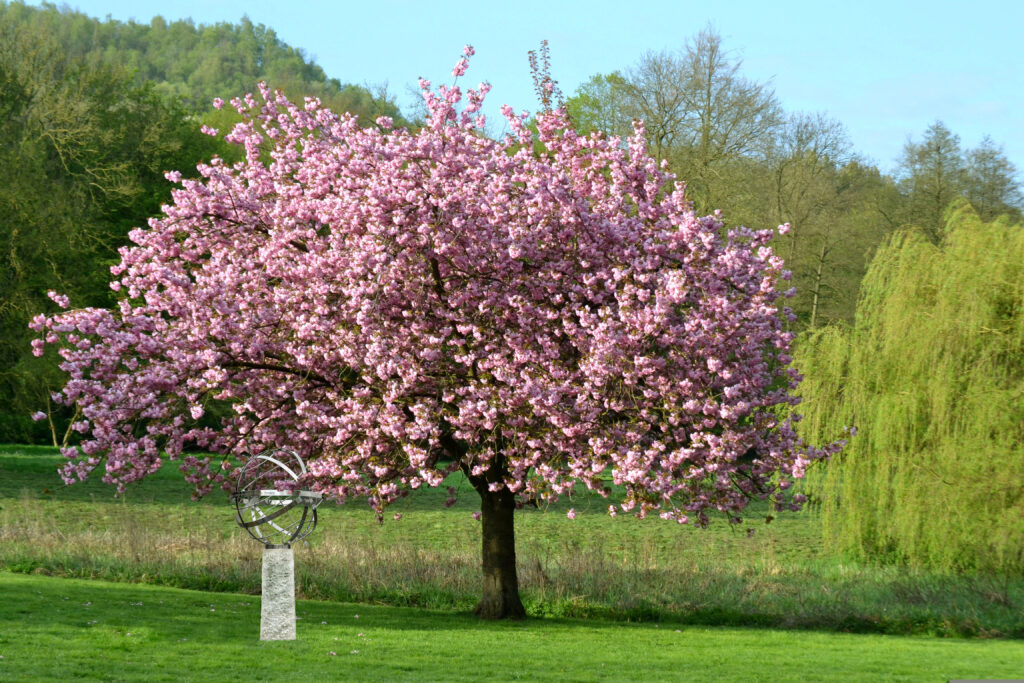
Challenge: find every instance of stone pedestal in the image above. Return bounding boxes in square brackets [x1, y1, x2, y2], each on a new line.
[260, 546, 296, 640]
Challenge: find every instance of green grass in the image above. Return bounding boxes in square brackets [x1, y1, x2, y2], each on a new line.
[2, 572, 1022, 682]
[1, 445, 1022, 638]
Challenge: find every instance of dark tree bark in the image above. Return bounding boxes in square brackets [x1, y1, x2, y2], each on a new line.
[465, 458, 526, 620]
[444, 430, 526, 620]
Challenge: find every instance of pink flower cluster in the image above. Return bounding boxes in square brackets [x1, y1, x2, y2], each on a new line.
[32, 50, 841, 520]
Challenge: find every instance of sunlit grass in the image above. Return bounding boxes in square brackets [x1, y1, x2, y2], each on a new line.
[2, 572, 1022, 682]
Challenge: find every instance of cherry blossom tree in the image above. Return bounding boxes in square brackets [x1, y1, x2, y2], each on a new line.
[32, 48, 841, 619]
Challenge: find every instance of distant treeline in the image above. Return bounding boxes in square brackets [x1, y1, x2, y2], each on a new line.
[0, 1, 406, 121]
[564, 28, 1023, 329]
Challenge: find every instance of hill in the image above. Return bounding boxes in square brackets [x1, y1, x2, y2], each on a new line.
[0, 1, 406, 123]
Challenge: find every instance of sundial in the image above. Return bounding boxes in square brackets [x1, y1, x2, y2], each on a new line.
[232, 447, 322, 547]
[231, 448, 322, 640]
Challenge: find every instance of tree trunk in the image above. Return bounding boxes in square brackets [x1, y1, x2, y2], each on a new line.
[809, 238, 829, 329]
[470, 476, 526, 619]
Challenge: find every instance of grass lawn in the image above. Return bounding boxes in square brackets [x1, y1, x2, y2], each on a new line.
[1, 445, 1022, 638]
[2, 572, 1022, 682]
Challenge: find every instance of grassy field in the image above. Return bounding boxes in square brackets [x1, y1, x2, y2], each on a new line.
[2, 572, 1022, 682]
[1, 444, 1022, 639]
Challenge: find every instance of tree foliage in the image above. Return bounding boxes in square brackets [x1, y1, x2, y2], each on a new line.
[566, 28, 1023, 331]
[564, 30, 890, 329]
[753, 118, 897, 328]
[33, 50, 839, 617]
[567, 26, 782, 215]
[0, 12, 221, 443]
[794, 201, 1024, 574]
[896, 121, 965, 240]
[964, 135, 1023, 223]
[897, 122, 1022, 237]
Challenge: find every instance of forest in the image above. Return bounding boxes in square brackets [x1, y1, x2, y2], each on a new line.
[1, 2, 1021, 578]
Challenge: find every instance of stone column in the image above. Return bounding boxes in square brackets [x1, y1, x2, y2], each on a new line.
[261, 546, 296, 640]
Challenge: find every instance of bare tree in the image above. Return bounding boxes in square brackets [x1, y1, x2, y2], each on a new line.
[763, 113, 853, 328]
[674, 27, 782, 208]
[613, 27, 783, 212]
[619, 49, 691, 159]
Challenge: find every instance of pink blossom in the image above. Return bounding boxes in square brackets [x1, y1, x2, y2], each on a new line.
[452, 58, 469, 77]
[31, 411, 46, 422]
[567, 508, 576, 520]
[47, 291, 70, 308]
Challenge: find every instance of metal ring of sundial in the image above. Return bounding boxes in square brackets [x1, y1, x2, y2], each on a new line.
[232, 448, 323, 548]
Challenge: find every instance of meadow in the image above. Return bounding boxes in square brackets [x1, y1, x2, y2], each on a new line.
[2, 572, 1022, 682]
[1, 444, 1021, 643]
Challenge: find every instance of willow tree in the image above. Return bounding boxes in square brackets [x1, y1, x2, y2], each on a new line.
[795, 200, 1024, 573]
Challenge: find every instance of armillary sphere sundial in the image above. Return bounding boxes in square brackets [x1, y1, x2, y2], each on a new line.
[232, 447, 323, 547]
[231, 448, 323, 640]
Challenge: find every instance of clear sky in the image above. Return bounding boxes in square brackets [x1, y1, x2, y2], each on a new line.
[43, 0, 1024, 175]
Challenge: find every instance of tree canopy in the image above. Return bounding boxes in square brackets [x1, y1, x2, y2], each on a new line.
[566, 30, 1023, 330]
[0, 11, 223, 443]
[0, 2, 412, 443]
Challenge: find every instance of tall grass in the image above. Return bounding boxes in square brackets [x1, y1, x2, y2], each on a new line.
[795, 200, 1024, 575]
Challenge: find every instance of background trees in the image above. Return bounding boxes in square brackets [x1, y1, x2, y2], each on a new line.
[896, 122, 1022, 237]
[964, 135, 1023, 223]
[0, 14, 222, 443]
[566, 29, 1022, 330]
[0, 2, 405, 124]
[570, 27, 782, 215]
[895, 121, 965, 240]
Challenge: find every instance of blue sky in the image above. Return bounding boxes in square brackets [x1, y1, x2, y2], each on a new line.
[46, 0, 1023, 175]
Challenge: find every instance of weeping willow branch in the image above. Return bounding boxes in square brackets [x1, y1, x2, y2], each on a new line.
[793, 200, 1024, 575]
